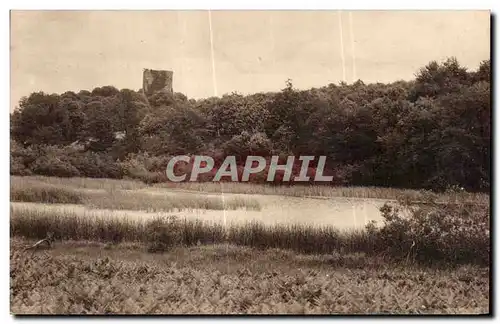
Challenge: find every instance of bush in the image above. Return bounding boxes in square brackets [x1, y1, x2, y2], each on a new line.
[68, 151, 123, 178]
[145, 216, 184, 253]
[369, 192, 490, 265]
[118, 153, 171, 183]
[10, 156, 32, 176]
[10, 142, 39, 174]
[30, 155, 81, 178]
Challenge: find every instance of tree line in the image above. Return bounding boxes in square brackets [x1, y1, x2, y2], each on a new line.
[10, 57, 491, 191]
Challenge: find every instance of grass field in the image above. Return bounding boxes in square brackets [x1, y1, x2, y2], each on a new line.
[9, 175, 491, 315]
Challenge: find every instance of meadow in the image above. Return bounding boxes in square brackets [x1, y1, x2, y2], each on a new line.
[9, 176, 491, 315]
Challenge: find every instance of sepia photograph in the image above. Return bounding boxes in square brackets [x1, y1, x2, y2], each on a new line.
[9, 9, 491, 315]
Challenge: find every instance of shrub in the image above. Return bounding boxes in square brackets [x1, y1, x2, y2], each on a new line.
[10, 156, 32, 176]
[31, 155, 81, 178]
[118, 153, 171, 183]
[145, 216, 184, 253]
[370, 192, 490, 265]
[67, 151, 123, 179]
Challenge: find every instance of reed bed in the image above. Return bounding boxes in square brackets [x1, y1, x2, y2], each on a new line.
[10, 207, 363, 255]
[12, 175, 489, 203]
[11, 180, 261, 212]
[10, 200, 490, 265]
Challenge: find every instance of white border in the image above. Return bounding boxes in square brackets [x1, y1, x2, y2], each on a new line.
[3, 1, 497, 323]
[4, 1, 499, 10]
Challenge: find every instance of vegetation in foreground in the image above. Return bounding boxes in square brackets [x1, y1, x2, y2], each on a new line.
[10, 239, 489, 315]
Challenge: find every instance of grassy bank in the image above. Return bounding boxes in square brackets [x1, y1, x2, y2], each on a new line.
[11, 175, 147, 191]
[10, 180, 261, 212]
[10, 238, 490, 315]
[11, 175, 490, 203]
[10, 207, 369, 255]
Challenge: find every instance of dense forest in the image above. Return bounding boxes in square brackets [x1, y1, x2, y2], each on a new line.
[10, 58, 491, 192]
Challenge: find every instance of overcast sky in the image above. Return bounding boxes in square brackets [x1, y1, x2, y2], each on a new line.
[10, 10, 490, 111]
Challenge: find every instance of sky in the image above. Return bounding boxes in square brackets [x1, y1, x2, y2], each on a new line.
[10, 10, 490, 111]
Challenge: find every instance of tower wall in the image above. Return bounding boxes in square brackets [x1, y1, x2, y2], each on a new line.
[142, 69, 173, 96]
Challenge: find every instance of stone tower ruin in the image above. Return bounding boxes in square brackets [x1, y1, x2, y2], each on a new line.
[142, 69, 173, 96]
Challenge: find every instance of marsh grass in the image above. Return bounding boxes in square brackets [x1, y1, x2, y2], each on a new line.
[10, 182, 83, 204]
[226, 221, 374, 254]
[10, 176, 490, 265]
[12, 175, 489, 203]
[11, 175, 147, 191]
[10, 179, 262, 212]
[155, 181, 422, 199]
[156, 182, 489, 204]
[84, 190, 261, 212]
[10, 207, 369, 255]
[10, 195, 490, 265]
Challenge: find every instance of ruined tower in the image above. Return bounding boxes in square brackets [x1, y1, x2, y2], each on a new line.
[142, 69, 173, 96]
